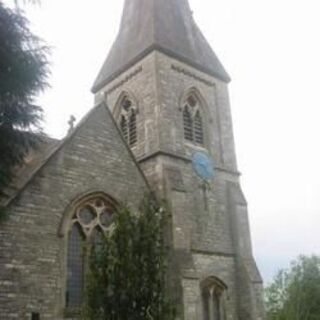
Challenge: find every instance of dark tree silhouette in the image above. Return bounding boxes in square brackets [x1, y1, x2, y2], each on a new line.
[0, 3, 49, 194]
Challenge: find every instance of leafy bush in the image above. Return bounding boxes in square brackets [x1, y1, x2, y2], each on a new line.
[265, 255, 320, 320]
[83, 196, 175, 320]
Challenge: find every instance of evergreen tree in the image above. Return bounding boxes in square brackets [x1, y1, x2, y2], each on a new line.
[84, 196, 175, 320]
[265, 255, 320, 320]
[0, 3, 49, 194]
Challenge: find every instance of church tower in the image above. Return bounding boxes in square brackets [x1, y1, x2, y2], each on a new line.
[93, 1, 265, 319]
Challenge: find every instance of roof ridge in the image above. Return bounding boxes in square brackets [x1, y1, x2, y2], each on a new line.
[0, 105, 101, 208]
[0, 103, 150, 209]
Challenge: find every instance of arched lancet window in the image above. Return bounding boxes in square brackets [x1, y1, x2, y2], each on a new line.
[201, 278, 227, 320]
[67, 223, 84, 308]
[65, 195, 116, 309]
[118, 95, 137, 147]
[183, 93, 204, 145]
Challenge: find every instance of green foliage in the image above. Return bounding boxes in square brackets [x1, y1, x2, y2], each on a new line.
[0, 3, 49, 195]
[265, 255, 320, 320]
[83, 196, 175, 320]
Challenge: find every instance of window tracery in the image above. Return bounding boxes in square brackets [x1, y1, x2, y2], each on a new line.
[119, 96, 137, 147]
[183, 93, 204, 145]
[66, 195, 116, 309]
[201, 278, 227, 320]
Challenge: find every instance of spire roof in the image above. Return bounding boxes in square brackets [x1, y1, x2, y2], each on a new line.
[92, 0, 230, 93]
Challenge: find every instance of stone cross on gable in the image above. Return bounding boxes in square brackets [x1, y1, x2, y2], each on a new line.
[68, 115, 76, 134]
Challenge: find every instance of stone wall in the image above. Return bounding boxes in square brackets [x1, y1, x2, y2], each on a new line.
[97, 51, 265, 319]
[0, 105, 149, 319]
[98, 51, 238, 171]
[0, 46, 265, 320]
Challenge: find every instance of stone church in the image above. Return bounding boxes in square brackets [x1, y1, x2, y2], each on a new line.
[0, 0, 265, 319]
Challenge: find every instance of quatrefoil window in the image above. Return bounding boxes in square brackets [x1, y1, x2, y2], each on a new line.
[72, 197, 115, 236]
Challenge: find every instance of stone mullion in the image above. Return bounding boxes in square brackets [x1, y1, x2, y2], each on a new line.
[209, 287, 214, 320]
[220, 293, 227, 320]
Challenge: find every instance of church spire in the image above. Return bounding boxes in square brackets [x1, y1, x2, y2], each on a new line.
[92, 0, 230, 93]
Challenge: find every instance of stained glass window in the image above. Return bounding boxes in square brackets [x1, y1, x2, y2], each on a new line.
[66, 224, 84, 308]
[66, 196, 116, 309]
[78, 206, 96, 225]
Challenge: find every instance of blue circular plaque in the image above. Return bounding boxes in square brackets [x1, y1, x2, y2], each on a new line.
[192, 152, 214, 180]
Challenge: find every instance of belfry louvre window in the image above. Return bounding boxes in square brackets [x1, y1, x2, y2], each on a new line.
[66, 196, 116, 309]
[119, 96, 137, 147]
[120, 115, 128, 142]
[202, 279, 227, 320]
[194, 110, 204, 144]
[183, 94, 204, 145]
[183, 107, 193, 141]
[128, 112, 137, 146]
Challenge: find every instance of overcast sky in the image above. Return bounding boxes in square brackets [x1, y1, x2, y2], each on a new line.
[6, 0, 320, 283]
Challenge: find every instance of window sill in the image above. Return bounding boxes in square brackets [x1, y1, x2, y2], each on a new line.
[184, 141, 208, 151]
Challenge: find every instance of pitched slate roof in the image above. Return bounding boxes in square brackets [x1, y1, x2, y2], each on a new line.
[0, 136, 59, 208]
[92, 0, 230, 93]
